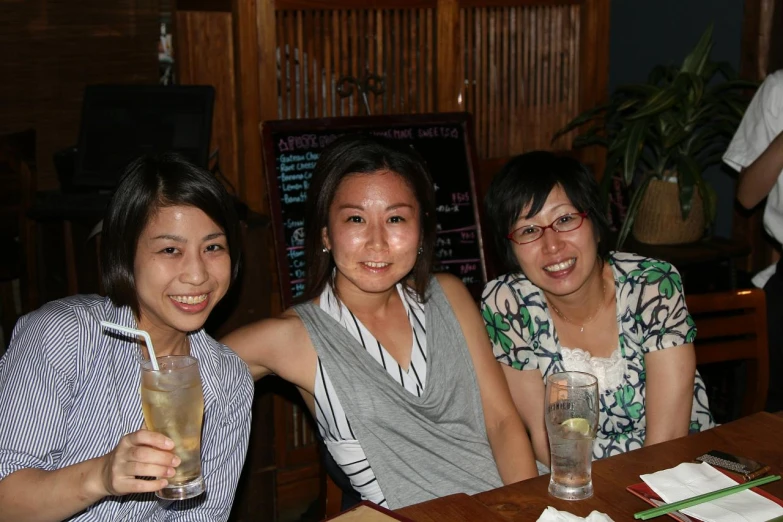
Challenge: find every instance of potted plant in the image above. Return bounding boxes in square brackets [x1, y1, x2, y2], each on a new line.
[554, 24, 755, 248]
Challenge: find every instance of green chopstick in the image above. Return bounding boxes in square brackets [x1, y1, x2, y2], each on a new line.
[633, 474, 781, 520]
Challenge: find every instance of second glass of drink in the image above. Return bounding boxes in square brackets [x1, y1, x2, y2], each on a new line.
[141, 355, 206, 500]
[545, 371, 599, 501]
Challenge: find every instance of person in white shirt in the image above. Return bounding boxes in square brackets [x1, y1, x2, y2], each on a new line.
[723, 69, 783, 412]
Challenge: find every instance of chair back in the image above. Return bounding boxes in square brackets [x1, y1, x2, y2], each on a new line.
[0, 130, 37, 339]
[686, 289, 768, 417]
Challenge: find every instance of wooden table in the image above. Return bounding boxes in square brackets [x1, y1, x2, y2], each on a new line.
[397, 412, 783, 521]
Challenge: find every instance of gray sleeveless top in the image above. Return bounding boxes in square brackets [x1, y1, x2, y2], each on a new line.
[294, 277, 503, 509]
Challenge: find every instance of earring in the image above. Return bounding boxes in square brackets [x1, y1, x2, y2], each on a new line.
[322, 247, 329, 253]
[417, 247, 423, 255]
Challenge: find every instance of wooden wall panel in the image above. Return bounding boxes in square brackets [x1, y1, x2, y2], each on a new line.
[459, 3, 582, 157]
[175, 10, 240, 193]
[272, 7, 438, 120]
[0, 0, 159, 189]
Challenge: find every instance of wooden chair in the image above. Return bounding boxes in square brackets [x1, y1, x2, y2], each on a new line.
[686, 288, 769, 417]
[321, 467, 344, 519]
[0, 130, 37, 347]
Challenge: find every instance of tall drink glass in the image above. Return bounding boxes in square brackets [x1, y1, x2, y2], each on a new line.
[545, 371, 599, 501]
[141, 355, 205, 500]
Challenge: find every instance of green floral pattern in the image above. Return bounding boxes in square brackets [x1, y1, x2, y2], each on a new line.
[481, 252, 714, 460]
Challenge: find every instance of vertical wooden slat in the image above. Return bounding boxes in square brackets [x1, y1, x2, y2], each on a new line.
[338, 10, 346, 116]
[416, 9, 429, 112]
[426, 8, 433, 112]
[463, 8, 471, 114]
[382, 9, 389, 113]
[332, 11, 341, 116]
[491, 7, 497, 157]
[392, 9, 402, 113]
[279, 12, 288, 118]
[296, 12, 304, 118]
[350, 10, 358, 115]
[305, 11, 314, 117]
[314, 10, 322, 118]
[374, 11, 383, 115]
[410, 9, 417, 113]
[436, 0, 459, 112]
[400, 9, 407, 113]
[501, 8, 509, 156]
[478, 8, 487, 154]
[286, 12, 295, 118]
[367, 10, 375, 114]
[236, 0, 267, 214]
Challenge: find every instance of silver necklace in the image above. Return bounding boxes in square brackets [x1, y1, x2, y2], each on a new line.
[549, 279, 607, 333]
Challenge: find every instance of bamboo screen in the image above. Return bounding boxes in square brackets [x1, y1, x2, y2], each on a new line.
[275, 8, 437, 119]
[460, 4, 581, 157]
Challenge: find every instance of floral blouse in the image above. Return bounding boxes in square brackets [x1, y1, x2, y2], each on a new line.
[481, 251, 714, 459]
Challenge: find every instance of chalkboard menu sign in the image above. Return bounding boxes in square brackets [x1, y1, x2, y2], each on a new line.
[261, 113, 487, 308]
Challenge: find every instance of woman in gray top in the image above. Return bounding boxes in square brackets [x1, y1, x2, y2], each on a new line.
[223, 134, 537, 509]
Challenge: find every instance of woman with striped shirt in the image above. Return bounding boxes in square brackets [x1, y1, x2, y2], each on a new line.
[0, 154, 253, 521]
[223, 135, 537, 510]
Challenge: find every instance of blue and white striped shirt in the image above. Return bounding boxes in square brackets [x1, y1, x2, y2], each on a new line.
[0, 295, 253, 521]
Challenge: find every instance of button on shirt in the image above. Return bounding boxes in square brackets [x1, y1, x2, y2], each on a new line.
[0, 295, 253, 521]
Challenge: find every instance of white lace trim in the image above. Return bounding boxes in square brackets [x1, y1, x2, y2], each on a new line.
[560, 347, 627, 391]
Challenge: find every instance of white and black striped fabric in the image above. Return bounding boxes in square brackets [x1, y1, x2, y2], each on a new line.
[0, 295, 253, 521]
[314, 283, 426, 507]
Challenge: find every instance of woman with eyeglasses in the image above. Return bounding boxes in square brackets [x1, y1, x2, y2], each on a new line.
[481, 151, 714, 465]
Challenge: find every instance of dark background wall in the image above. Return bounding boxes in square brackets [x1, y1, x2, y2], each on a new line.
[608, 0, 744, 238]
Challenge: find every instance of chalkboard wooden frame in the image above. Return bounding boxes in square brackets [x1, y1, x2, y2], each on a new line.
[260, 112, 487, 309]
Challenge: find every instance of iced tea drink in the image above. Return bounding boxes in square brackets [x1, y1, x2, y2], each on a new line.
[545, 371, 598, 500]
[141, 355, 205, 500]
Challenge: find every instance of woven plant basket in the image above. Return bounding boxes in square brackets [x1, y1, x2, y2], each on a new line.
[632, 177, 705, 245]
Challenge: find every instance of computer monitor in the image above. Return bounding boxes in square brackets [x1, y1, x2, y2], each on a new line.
[73, 84, 215, 189]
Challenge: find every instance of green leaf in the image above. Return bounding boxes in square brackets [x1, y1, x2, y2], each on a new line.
[627, 86, 680, 120]
[681, 24, 714, 75]
[614, 84, 660, 98]
[572, 131, 609, 149]
[552, 103, 611, 142]
[694, 173, 717, 225]
[616, 172, 656, 249]
[623, 119, 649, 186]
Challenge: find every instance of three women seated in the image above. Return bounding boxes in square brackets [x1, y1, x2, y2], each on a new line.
[0, 135, 713, 519]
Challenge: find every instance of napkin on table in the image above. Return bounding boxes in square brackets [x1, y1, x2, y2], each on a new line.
[536, 506, 615, 522]
[641, 462, 783, 522]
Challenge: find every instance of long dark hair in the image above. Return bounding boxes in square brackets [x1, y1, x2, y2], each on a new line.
[101, 152, 241, 317]
[302, 134, 437, 301]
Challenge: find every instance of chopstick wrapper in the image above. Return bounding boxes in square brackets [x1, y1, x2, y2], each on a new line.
[640, 462, 783, 522]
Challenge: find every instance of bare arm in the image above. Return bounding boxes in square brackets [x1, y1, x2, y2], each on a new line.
[221, 312, 317, 394]
[501, 365, 549, 466]
[220, 314, 297, 381]
[643, 343, 695, 446]
[438, 274, 538, 483]
[0, 431, 177, 522]
[736, 130, 783, 209]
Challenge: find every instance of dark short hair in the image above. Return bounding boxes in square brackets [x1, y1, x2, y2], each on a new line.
[101, 152, 241, 317]
[303, 134, 437, 302]
[484, 151, 611, 273]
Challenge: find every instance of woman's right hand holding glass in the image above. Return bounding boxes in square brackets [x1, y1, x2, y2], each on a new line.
[96, 429, 179, 497]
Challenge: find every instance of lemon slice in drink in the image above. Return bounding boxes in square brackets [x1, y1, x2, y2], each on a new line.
[561, 418, 591, 436]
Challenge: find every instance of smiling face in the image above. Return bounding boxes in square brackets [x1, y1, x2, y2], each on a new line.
[322, 170, 421, 297]
[511, 184, 600, 297]
[133, 205, 231, 345]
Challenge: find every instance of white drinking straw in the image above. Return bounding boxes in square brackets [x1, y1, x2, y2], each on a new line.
[100, 321, 159, 371]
